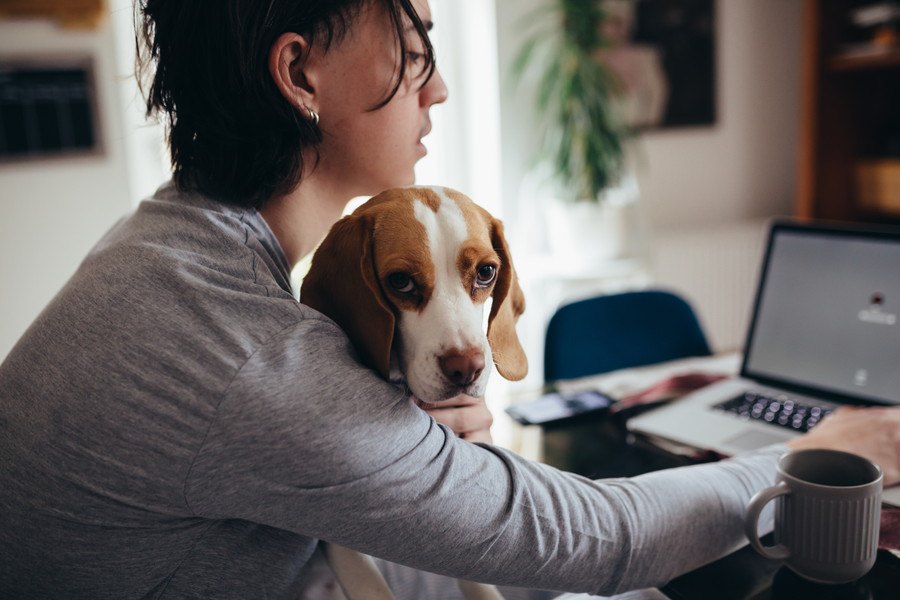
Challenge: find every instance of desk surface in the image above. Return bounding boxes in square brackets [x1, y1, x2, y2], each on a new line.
[541, 354, 900, 599]
[663, 544, 900, 600]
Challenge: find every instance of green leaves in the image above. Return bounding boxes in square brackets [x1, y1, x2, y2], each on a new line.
[512, 0, 625, 202]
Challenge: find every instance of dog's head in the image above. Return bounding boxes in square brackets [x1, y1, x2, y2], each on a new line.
[300, 186, 527, 402]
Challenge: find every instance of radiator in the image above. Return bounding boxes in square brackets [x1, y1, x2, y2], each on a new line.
[649, 219, 771, 352]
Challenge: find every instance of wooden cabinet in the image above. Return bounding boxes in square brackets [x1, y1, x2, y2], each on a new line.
[0, 0, 105, 29]
[797, 0, 900, 223]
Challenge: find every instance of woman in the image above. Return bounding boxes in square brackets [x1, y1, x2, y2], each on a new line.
[0, 1, 898, 598]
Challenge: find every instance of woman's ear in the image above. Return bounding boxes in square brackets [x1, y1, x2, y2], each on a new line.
[268, 32, 318, 112]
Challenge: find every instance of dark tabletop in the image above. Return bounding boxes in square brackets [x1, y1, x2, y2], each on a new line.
[662, 538, 900, 600]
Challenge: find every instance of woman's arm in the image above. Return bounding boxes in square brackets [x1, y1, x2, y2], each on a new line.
[183, 315, 898, 595]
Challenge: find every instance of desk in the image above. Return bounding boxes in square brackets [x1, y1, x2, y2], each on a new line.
[517, 354, 740, 476]
[663, 544, 900, 600]
[522, 354, 900, 599]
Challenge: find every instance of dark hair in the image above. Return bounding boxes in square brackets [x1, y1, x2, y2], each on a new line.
[136, 0, 435, 209]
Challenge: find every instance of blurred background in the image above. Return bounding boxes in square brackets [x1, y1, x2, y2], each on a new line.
[1, 0, 897, 447]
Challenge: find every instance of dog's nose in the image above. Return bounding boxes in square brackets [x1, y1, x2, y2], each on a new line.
[439, 349, 486, 386]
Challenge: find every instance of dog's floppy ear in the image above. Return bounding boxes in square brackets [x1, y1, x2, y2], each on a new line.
[300, 214, 395, 379]
[487, 217, 528, 381]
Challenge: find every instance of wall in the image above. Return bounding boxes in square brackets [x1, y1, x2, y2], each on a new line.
[496, 0, 805, 380]
[637, 0, 804, 228]
[0, 5, 162, 360]
[496, 0, 803, 231]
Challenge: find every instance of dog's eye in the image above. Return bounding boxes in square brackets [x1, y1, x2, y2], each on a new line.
[475, 265, 497, 287]
[387, 272, 415, 293]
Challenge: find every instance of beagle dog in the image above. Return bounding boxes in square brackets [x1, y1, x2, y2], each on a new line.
[300, 186, 528, 600]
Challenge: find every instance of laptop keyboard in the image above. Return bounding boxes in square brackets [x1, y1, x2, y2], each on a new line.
[714, 392, 834, 433]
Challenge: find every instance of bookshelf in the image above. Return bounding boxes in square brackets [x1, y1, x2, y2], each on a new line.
[797, 0, 900, 223]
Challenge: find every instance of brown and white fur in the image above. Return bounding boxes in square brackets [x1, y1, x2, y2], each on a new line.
[300, 186, 528, 600]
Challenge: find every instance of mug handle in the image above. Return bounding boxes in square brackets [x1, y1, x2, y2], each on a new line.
[745, 481, 791, 561]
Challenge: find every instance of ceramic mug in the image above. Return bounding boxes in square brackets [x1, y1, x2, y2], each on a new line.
[745, 449, 882, 584]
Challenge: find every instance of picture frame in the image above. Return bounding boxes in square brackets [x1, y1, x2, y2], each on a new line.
[599, 0, 717, 130]
[0, 55, 103, 163]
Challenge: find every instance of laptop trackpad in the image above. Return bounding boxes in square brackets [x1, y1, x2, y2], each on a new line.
[723, 430, 793, 452]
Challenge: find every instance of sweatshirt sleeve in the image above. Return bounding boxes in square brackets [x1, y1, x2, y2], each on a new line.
[184, 314, 784, 596]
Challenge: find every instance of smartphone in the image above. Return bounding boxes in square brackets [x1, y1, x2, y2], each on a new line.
[505, 390, 616, 426]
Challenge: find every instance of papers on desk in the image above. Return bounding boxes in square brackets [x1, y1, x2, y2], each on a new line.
[553, 353, 741, 400]
[507, 353, 740, 462]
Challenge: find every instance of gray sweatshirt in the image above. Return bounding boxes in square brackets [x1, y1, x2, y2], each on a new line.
[0, 182, 782, 599]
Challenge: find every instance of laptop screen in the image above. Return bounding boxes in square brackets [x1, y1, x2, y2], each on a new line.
[743, 224, 900, 406]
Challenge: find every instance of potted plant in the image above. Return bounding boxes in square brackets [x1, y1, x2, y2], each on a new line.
[513, 0, 638, 263]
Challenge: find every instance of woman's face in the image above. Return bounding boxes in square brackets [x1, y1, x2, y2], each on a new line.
[313, 0, 448, 198]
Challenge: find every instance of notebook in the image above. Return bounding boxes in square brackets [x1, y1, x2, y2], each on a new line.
[627, 220, 900, 506]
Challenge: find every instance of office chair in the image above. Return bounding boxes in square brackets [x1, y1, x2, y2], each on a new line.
[543, 289, 712, 383]
[540, 289, 713, 479]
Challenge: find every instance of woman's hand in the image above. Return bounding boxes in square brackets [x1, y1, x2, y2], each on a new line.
[787, 406, 900, 486]
[414, 394, 494, 444]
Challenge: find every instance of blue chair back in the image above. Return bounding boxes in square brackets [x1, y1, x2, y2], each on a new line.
[543, 290, 712, 382]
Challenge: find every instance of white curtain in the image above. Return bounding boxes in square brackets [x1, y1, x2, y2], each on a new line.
[415, 0, 503, 218]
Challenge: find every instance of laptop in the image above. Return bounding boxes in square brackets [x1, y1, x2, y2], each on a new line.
[627, 220, 900, 506]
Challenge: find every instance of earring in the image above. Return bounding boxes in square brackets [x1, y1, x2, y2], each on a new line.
[304, 106, 320, 126]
